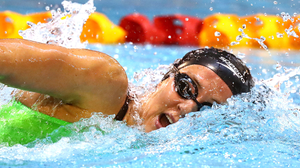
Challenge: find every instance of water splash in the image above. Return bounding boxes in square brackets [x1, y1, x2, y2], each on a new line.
[1, 0, 300, 167]
[127, 64, 170, 125]
[19, 0, 96, 49]
[231, 26, 269, 52]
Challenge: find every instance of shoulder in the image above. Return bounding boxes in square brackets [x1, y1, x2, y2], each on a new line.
[66, 49, 129, 115]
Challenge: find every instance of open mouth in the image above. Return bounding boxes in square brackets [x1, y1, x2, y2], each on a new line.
[159, 113, 174, 127]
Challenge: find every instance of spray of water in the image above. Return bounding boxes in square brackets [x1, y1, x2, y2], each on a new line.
[19, 0, 95, 49]
[231, 13, 300, 54]
[1, 0, 300, 166]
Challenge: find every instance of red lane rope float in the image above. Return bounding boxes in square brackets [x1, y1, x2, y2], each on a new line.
[119, 13, 165, 44]
[1, 10, 300, 49]
[153, 14, 203, 45]
[199, 14, 296, 49]
[119, 14, 203, 45]
[0, 11, 125, 44]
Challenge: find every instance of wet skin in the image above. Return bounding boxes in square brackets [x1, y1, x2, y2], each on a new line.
[0, 39, 233, 133]
[124, 65, 233, 132]
[0, 39, 128, 122]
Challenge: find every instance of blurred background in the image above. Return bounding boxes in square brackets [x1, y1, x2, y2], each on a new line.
[0, 0, 298, 24]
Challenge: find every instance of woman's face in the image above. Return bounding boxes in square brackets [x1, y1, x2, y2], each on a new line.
[140, 64, 233, 132]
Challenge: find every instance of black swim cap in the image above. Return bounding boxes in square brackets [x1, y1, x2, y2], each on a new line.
[162, 47, 254, 95]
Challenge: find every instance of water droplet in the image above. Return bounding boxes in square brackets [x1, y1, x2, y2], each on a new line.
[242, 24, 246, 29]
[273, 1, 277, 5]
[294, 13, 297, 17]
[20, 0, 96, 49]
[209, 7, 213, 11]
[260, 36, 266, 41]
[291, 87, 297, 93]
[113, 54, 119, 59]
[214, 31, 221, 36]
[285, 81, 293, 88]
[237, 52, 245, 58]
[275, 62, 282, 70]
[236, 35, 243, 41]
[277, 32, 284, 38]
[230, 41, 239, 46]
[168, 35, 171, 39]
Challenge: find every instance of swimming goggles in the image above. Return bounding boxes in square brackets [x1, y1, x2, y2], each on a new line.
[173, 68, 212, 111]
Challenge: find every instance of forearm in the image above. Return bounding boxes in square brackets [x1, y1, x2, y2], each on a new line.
[0, 39, 69, 91]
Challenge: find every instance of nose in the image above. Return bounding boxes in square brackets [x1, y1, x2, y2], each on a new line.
[177, 99, 199, 117]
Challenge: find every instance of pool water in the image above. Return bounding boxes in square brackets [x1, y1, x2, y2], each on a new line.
[1, 0, 300, 167]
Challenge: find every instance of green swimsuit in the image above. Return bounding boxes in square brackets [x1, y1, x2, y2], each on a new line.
[0, 101, 71, 146]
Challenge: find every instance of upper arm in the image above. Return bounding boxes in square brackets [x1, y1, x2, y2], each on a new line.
[0, 39, 128, 110]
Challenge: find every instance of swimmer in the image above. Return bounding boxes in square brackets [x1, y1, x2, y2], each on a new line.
[0, 38, 254, 133]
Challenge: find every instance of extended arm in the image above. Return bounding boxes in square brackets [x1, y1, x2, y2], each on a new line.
[0, 39, 128, 114]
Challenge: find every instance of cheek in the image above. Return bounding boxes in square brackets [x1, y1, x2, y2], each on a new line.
[156, 81, 182, 107]
[158, 80, 176, 96]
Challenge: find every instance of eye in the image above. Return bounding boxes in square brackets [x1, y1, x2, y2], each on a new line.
[175, 74, 198, 99]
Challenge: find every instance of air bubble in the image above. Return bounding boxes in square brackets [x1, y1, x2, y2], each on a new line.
[273, 1, 277, 5]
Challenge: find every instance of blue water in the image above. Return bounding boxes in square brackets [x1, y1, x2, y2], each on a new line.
[1, 0, 300, 167]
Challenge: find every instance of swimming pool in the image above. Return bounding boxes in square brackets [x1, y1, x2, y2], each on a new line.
[1, 0, 300, 167]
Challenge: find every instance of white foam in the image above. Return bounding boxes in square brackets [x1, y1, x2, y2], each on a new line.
[19, 0, 95, 49]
